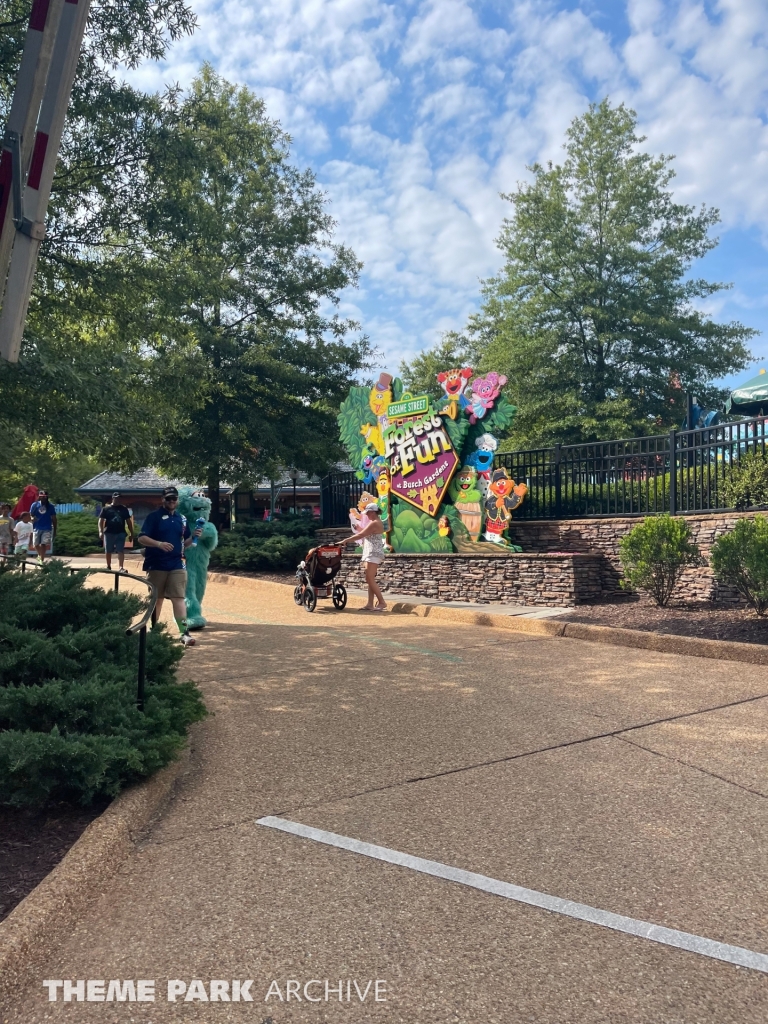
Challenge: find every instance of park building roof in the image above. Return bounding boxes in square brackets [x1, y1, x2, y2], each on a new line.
[76, 469, 232, 496]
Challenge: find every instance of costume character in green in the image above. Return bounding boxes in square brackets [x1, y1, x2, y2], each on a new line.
[177, 486, 218, 629]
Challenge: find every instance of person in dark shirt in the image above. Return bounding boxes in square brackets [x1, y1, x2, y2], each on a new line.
[138, 486, 202, 647]
[98, 491, 134, 573]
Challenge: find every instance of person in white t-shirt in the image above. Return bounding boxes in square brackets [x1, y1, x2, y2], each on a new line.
[13, 511, 33, 557]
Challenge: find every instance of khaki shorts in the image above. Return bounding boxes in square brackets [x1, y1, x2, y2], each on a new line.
[147, 568, 187, 600]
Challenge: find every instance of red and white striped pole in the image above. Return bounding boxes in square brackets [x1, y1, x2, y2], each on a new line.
[0, 0, 65, 302]
[0, 0, 91, 362]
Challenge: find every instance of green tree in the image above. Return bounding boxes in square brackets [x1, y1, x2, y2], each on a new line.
[0, 439, 102, 505]
[422, 100, 755, 447]
[134, 68, 369, 524]
[0, 0, 197, 477]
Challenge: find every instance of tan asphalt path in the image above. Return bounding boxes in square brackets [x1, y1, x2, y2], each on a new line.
[10, 578, 768, 1023]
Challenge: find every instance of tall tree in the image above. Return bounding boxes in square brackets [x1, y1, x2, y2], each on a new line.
[0, 0, 197, 490]
[411, 100, 755, 447]
[135, 67, 369, 524]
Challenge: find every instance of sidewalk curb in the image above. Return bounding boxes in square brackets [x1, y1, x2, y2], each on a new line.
[0, 746, 190, 1012]
[389, 601, 768, 663]
[388, 601, 567, 636]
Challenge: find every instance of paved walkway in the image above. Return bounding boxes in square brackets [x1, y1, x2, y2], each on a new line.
[62, 556, 567, 617]
[11, 576, 768, 1023]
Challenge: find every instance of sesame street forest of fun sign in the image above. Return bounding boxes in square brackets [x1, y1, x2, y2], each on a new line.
[337, 370, 526, 553]
[383, 407, 459, 515]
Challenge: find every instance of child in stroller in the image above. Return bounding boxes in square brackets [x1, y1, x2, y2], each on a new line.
[294, 544, 347, 612]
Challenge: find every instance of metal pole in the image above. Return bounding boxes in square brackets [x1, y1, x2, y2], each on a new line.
[0, 0, 92, 362]
[137, 625, 147, 711]
[554, 443, 562, 519]
[114, 572, 119, 592]
[293, 479, 297, 513]
[669, 429, 677, 516]
[0, 0, 65, 302]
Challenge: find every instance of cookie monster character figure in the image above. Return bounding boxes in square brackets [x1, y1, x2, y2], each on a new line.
[177, 486, 218, 630]
[466, 433, 498, 497]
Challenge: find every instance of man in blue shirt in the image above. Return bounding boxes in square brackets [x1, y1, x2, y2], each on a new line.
[29, 490, 57, 563]
[138, 486, 202, 647]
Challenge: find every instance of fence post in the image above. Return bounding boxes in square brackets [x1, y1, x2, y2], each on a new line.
[554, 443, 562, 519]
[137, 624, 147, 711]
[669, 429, 677, 516]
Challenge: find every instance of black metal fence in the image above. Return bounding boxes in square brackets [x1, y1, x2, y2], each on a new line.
[321, 414, 768, 525]
[320, 471, 374, 530]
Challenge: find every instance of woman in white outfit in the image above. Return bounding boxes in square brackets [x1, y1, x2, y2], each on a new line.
[352, 502, 387, 611]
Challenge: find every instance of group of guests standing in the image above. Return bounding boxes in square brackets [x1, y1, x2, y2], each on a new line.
[0, 491, 56, 562]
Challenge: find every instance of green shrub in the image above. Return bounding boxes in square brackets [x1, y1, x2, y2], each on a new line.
[721, 451, 768, 511]
[54, 510, 102, 556]
[209, 516, 317, 572]
[0, 562, 206, 808]
[619, 514, 703, 607]
[710, 516, 768, 616]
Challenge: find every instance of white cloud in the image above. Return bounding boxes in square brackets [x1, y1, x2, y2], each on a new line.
[122, 0, 768, 366]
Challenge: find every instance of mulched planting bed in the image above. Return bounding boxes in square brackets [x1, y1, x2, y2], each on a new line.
[0, 802, 108, 923]
[561, 600, 768, 645]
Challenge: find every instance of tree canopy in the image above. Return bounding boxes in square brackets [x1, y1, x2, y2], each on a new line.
[135, 68, 369, 522]
[0, 0, 198, 495]
[405, 100, 755, 448]
[0, 6, 369, 508]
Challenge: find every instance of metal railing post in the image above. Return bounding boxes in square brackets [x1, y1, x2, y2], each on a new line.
[669, 429, 677, 515]
[554, 443, 562, 519]
[113, 573, 119, 592]
[137, 624, 147, 711]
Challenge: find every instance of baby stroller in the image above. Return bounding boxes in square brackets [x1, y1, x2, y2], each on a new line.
[294, 545, 347, 613]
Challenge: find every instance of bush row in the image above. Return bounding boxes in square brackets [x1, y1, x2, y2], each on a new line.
[619, 513, 768, 614]
[0, 563, 206, 808]
[53, 510, 102, 556]
[209, 516, 317, 572]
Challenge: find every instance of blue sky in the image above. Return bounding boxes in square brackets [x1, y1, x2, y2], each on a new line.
[126, 0, 768, 389]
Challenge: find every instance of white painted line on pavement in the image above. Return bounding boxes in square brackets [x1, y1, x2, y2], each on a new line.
[257, 815, 768, 975]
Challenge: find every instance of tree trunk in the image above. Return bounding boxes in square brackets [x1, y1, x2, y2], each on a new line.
[207, 465, 221, 531]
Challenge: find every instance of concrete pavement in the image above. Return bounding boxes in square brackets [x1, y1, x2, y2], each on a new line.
[6, 577, 768, 1023]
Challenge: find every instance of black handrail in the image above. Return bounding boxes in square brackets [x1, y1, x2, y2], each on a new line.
[0, 557, 158, 711]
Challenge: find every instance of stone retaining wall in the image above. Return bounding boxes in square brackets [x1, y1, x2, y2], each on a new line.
[507, 510, 764, 605]
[338, 552, 604, 607]
[326, 510, 764, 606]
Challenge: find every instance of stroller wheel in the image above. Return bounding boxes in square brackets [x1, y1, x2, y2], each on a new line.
[293, 585, 303, 606]
[303, 587, 317, 612]
[332, 584, 347, 610]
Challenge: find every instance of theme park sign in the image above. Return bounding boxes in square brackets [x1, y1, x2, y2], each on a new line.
[384, 398, 459, 514]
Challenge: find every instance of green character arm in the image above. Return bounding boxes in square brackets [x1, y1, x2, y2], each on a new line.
[200, 521, 218, 552]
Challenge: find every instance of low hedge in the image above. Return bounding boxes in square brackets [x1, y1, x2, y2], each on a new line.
[209, 516, 317, 572]
[618, 514, 703, 607]
[53, 510, 102, 556]
[0, 562, 206, 808]
[710, 515, 768, 616]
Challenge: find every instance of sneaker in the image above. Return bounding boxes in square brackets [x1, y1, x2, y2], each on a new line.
[118, 568, 129, 574]
[181, 632, 196, 647]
